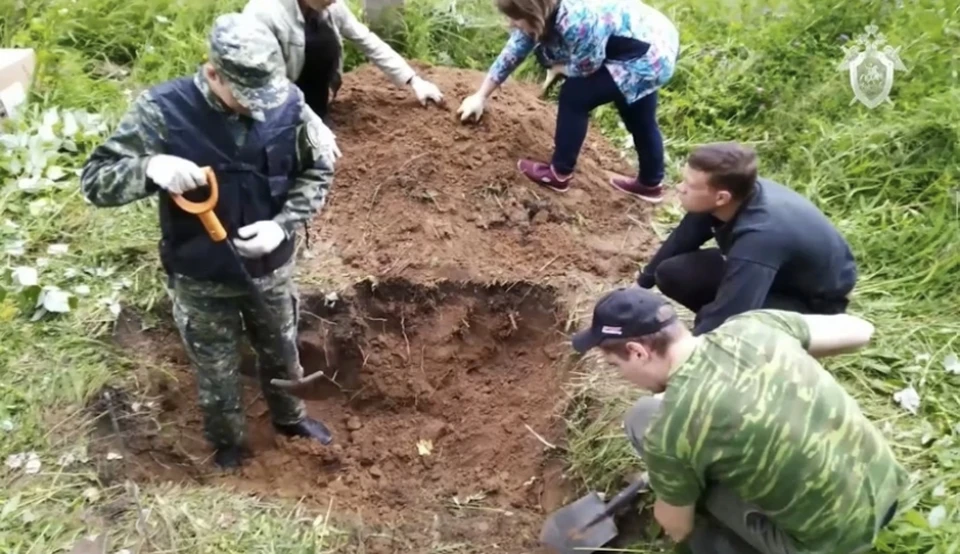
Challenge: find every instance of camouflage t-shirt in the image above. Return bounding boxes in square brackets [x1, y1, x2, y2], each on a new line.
[643, 310, 908, 553]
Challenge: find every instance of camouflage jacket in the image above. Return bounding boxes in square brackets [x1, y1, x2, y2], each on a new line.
[643, 310, 908, 553]
[79, 68, 334, 241]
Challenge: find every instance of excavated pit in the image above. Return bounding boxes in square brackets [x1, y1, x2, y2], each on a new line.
[92, 279, 578, 551]
[83, 63, 665, 551]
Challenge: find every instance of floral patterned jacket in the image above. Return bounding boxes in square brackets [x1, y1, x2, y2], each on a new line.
[488, 0, 680, 105]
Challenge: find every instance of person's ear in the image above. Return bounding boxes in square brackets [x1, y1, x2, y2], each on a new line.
[624, 341, 649, 362]
[204, 63, 219, 83]
[715, 189, 732, 207]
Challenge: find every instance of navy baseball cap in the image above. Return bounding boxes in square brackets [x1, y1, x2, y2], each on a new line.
[571, 287, 677, 354]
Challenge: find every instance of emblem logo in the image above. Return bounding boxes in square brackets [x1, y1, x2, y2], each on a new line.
[837, 24, 907, 109]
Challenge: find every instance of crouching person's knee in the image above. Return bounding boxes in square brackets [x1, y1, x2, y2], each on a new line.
[624, 395, 664, 458]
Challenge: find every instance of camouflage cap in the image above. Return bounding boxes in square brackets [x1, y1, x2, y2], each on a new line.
[208, 13, 289, 120]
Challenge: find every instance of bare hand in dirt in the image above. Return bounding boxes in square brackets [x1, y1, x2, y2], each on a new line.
[457, 93, 486, 123]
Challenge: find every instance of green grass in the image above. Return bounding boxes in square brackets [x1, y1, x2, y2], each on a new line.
[2, 0, 959, 552]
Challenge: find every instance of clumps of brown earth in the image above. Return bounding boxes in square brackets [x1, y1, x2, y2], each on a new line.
[308, 64, 660, 287]
[88, 64, 661, 552]
[93, 280, 579, 551]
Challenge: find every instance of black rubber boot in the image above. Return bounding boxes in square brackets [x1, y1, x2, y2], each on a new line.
[275, 417, 333, 445]
[214, 445, 250, 469]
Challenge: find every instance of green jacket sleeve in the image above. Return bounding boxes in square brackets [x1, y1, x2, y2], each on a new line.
[644, 437, 704, 507]
[79, 91, 167, 207]
[272, 92, 335, 239]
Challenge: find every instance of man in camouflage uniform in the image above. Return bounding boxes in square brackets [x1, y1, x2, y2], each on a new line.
[80, 13, 341, 469]
[571, 288, 908, 554]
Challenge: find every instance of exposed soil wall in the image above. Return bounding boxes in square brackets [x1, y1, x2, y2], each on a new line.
[90, 64, 659, 552]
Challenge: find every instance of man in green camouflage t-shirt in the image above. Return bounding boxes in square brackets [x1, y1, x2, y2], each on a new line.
[571, 287, 908, 554]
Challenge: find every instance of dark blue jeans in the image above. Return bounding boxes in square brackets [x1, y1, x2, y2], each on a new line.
[551, 66, 664, 186]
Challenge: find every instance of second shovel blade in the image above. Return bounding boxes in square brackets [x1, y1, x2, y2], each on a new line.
[539, 491, 618, 554]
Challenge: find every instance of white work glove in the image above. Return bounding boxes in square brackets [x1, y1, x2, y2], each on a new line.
[307, 118, 342, 167]
[457, 93, 486, 122]
[232, 220, 286, 258]
[410, 76, 443, 106]
[146, 154, 206, 194]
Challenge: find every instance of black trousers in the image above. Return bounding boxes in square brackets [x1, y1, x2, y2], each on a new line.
[654, 249, 849, 316]
[297, 7, 342, 128]
[552, 67, 664, 186]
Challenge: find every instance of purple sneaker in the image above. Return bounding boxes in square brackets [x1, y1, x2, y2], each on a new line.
[518, 159, 572, 192]
[609, 175, 664, 204]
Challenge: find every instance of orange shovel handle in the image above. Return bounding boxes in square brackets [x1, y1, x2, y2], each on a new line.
[170, 166, 227, 243]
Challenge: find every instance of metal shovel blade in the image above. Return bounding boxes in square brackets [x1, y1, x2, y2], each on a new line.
[540, 491, 618, 554]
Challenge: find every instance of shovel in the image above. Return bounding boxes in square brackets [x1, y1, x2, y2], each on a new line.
[170, 168, 340, 417]
[540, 477, 648, 554]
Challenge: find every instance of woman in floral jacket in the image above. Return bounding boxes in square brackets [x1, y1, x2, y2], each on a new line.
[457, 0, 679, 203]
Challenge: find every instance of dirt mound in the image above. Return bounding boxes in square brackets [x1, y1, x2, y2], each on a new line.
[93, 281, 580, 552]
[85, 64, 664, 552]
[308, 64, 659, 287]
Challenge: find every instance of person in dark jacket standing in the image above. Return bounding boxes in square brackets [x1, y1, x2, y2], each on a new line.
[80, 13, 338, 469]
[637, 142, 857, 335]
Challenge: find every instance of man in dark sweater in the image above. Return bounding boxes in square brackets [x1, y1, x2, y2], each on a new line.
[637, 142, 857, 335]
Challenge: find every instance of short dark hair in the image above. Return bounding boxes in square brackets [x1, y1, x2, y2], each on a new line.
[687, 142, 758, 200]
[597, 305, 682, 358]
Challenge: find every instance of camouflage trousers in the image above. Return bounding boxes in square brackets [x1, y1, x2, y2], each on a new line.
[169, 260, 306, 449]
